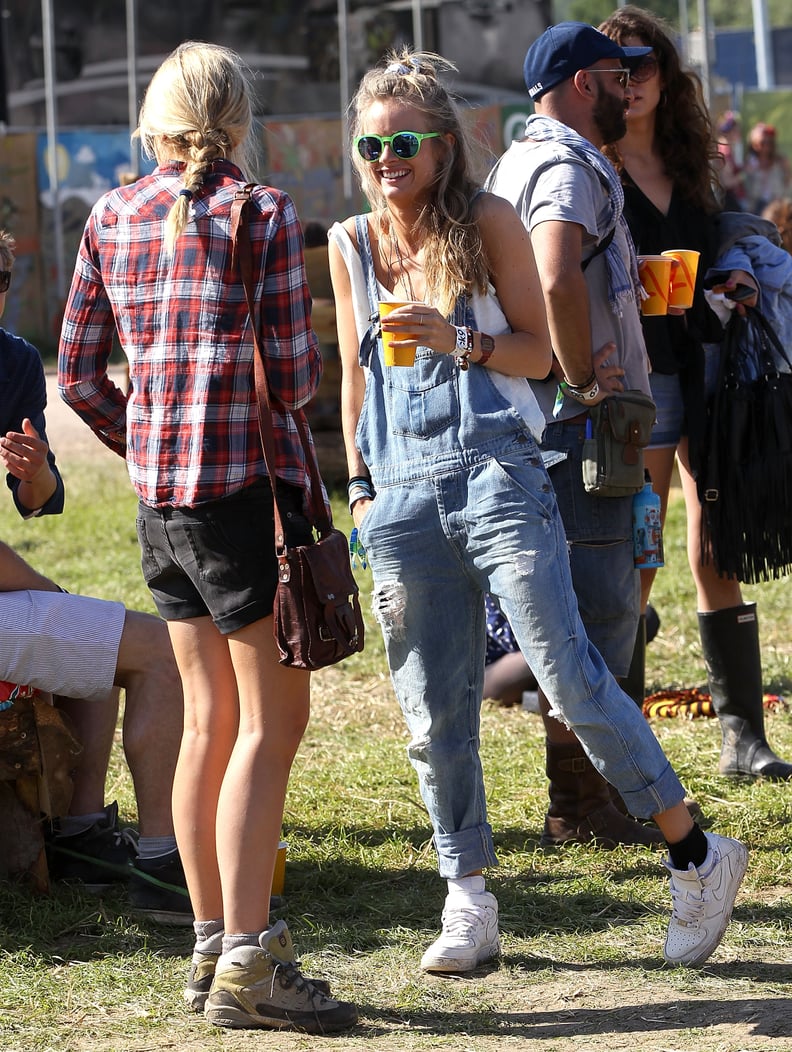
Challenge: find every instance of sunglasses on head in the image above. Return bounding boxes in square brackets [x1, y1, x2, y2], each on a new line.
[586, 68, 630, 90]
[0, 271, 10, 294]
[629, 54, 659, 84]
[355, 131, 440, 163]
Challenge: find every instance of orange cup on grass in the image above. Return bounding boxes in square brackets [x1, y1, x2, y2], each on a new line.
[637, 255, 675, 316]
[662, 249, 700, 309]
[379, 301, 420, 366]
[272, 841, 287, 896]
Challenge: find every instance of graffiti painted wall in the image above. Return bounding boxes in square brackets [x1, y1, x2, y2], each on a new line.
[0, 134, 45, 345]
[1, 105, 510, 348]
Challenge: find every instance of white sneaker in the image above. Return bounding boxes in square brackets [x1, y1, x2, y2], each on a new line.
[420, 891, 500, 974]
[663, 832, 748, 967]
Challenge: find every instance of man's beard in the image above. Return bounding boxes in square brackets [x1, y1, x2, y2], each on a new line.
[593, 82, 628, 145]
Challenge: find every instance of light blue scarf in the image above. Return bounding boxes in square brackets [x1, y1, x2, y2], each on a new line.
[524, 114, 641, 317]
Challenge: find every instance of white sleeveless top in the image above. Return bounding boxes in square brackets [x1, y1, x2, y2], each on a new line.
[328, 221, 546, 442]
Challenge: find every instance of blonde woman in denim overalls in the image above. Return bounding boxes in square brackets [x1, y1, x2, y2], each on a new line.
[329, 46, 747, 978]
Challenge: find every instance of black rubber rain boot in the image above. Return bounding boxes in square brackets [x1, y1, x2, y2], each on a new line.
[620, 614, 646, 710]
[698, 603, 792, 780]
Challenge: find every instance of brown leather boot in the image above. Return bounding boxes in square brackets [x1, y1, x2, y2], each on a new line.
[541, 741, 665, 849]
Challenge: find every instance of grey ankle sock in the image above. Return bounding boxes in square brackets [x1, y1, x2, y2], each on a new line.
[137, 835, 178, 859]
[194, 918, 224, 954]
[222, 932, 262, 954]
[59, 811, 108, 835]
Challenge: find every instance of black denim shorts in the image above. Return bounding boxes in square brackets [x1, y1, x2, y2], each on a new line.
[136, 478, 312, 634]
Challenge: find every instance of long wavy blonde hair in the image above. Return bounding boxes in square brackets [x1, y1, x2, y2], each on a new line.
[136, 41, 258, 253]
[349, 48, 490, 317]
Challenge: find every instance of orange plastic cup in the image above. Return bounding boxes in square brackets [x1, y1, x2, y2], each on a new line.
[272, 841, 287, 896]
[637, 256, 675, 316]
[662, 249, 700, 309]
[379, 301, 419, 366]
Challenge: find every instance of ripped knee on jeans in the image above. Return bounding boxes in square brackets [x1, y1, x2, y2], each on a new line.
[372, 581, 407, 642]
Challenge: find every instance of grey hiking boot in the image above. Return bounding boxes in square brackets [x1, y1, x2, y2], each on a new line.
[185, 939, 331, 1013]
[204, 920, 356, 1032]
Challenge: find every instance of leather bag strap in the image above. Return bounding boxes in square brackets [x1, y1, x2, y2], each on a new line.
[229, 185, 331, 550]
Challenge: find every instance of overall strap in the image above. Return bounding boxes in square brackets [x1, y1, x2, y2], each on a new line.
[355, 214, 380, 318]
[355, 214, 385, 369]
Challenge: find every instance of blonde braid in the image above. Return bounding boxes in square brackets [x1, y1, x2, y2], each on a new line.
[137, 42, 256, 256]
[164, 129, 232, 252]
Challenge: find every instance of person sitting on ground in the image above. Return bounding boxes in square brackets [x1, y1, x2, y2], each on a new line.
[483, 595, 537, 707]
[0, 540, 188, 921]
[0, 229, 187, 921]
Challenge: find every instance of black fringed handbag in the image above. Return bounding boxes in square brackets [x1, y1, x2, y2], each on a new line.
[230, 186, 364, 669]
[700, 305, 792, 582]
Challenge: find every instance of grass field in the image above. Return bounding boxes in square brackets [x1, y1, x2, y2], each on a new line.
[1, 451, 791, 1051]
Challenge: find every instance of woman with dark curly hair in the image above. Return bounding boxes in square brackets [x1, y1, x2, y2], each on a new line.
[599, 7, 792, 781]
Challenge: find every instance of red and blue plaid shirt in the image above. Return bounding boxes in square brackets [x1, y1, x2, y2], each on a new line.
[58, 160, 322, 508]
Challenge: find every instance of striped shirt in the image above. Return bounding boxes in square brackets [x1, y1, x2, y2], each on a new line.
[58, 160, 322, 508]
[0, 590, 126, 702]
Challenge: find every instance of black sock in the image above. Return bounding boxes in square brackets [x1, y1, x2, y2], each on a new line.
[667, 823, 708, 871]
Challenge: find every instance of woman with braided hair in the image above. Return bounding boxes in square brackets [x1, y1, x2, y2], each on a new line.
[58, 41, 358, 1033]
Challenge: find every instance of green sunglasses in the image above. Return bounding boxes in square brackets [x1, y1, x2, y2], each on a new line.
[355, 131, 440, 163]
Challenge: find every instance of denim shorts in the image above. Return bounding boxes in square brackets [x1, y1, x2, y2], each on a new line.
[648, 347, 720, 449]
[647, 372, 684, 449]
[136, 478, 312, 634]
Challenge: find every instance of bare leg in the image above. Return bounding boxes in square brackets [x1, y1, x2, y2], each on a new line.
[167, 616, 238, 922]
[483, 652, 536, 706]
[167, 614, 310, 932]
[55, 688, 120, 815]
[219, 619, 310, 933]
[652, 800, 693, 843]
[114, 610, 184, 837]
[676, 437, 743, 612]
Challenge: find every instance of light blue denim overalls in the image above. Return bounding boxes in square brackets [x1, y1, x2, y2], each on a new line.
[353, 215, 684, 878]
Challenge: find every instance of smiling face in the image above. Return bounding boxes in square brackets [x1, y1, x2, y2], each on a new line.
[355, 98, 450, 212]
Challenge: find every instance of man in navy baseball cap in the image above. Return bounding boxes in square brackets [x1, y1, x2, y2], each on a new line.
[524, 21, 651, 100]
[485, 19, 662, 852]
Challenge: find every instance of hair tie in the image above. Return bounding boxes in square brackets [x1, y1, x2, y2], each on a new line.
[178, 188, 194, 200]
[385, 59, 421, 76]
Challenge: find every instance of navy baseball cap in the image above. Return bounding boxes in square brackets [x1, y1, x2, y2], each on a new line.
[524, 22, 652, 100]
